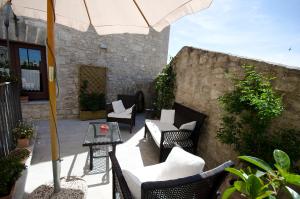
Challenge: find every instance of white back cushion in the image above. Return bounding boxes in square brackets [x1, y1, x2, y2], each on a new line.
[160, 109, 175, 124]
[112, 100, 126, 114]
[179, 121, 197, 131]
[164, 146, 205, 179]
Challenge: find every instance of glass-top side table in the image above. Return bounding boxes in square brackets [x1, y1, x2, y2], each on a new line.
[82, 121, 122, 170]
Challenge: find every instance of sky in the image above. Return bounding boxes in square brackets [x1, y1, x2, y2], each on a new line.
[168, 0, 300, 68]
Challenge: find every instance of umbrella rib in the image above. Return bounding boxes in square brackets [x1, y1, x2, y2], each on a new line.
[83, 0, 92, 25]
[132, 0, 150, 28]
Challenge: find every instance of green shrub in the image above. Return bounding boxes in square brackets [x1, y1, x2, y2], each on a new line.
[79, 80, 106, 111]
[0, 157, 25, 196]
[217, 65, 300, 167]
[153, 58, 176, 112]
[0, 71, 18, 83]
[8, 148, 31, 161]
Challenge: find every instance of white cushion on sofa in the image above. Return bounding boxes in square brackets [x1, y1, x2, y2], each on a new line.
[122, 147, 205, 199]
[112, 100, 126, 114]
[179, 121, 197, 131]
[160, 109, 175, 124]
[123, 163, 167, 199]
[164, 146, 205, 179]
[145, 120, 177, 147]
[107, 112, 131, 119]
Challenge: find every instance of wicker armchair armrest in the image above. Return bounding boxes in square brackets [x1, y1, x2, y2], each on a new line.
[109, 151, 133, 199]
[161, 130, 193, 141]
[106, 103, 113, 114]
[131, 104, 136, 118]
[141, 174, 201, 194]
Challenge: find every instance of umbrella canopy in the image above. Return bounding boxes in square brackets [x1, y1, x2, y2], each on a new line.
[1, 0, 212, 34]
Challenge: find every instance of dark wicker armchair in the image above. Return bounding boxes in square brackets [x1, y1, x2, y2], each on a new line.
[109, 151, 234, 199]
[106, 95, 137, 133]
[145, 102, 207, 162]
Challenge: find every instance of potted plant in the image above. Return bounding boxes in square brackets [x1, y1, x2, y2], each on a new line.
[79, 80, 106, 120]
[0, 157, 25, 199]
[12, 121, 34, 148]
[8, 148, 31, 164]
[222, 149, 300, 199]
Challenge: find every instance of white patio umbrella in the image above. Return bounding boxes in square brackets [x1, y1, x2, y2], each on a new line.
[0, 0, 212, 193]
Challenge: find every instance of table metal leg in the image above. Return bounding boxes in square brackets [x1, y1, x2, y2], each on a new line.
[89, 146, 93, 170]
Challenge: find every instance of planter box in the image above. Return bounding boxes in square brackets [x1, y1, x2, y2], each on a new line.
[79, 110, 106, 120]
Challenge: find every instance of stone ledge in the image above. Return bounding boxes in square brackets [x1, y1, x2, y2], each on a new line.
[21, 100, 49, 105]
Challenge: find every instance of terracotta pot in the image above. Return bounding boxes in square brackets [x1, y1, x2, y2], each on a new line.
[20, 96, 29, 102]
[0, 184, 15, 199]
[17, 138, 30, 148]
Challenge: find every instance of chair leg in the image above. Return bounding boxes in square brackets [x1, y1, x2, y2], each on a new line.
[159, 150, 163, 163]
[144, 124, 148, 138]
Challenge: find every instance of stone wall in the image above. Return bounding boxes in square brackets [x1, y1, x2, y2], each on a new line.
[173, 46, 300, 168]
[0, 12, 169, 119]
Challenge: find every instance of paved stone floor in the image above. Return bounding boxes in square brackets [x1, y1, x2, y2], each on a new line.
[23, 113, 159, 199]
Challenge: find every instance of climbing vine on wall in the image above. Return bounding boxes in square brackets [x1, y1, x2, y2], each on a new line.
[154, 58, 176, 111]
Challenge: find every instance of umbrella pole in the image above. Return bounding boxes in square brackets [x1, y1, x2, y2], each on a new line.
[47, 0, 61, 193]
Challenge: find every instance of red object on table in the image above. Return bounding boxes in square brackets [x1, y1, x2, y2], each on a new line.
[100, 124, 109, 134]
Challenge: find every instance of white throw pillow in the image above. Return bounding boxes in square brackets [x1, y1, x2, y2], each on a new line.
[179, 121, 197, 131]
[124, 105, 134, 114]
[160, 109, 175, 124]
[112, 100, 126, 114]
[164, 146, 205, 179]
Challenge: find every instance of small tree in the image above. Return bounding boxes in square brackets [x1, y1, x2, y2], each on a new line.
[154, 58, 176, 111]
[217, 65, 284, 161]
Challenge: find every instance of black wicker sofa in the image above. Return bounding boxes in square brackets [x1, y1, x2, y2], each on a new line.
[109, 150, 234, 199]
[144, 102, 207, 162]
[106, 95, 137, 133]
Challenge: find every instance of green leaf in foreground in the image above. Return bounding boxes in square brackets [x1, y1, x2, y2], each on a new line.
[246, 175, 264, 198]
[285, 186, 300, 199]
[222, 186, 237, 199]
[273, 149, 290, 171]
[239, 156, 274, 174]
[284, 173, 300, 186]
[225, 167, 248, 181]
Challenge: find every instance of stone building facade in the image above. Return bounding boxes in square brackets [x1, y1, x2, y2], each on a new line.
[173, 46, 300, 168]
[0, 12, 169, 120]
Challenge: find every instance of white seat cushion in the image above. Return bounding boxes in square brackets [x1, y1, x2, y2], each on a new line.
[123, 163, 168, 199]
[160, 109, 175, 124]
[145, 120, 177, 147]
[112, 100, 126, 114]
[122, 147, 205, 199]
[107, 112, 131, 119]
